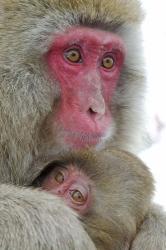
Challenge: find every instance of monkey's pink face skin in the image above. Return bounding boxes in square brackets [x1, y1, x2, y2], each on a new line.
[46, 27, 125, 148]
[41, 165, 92, 215]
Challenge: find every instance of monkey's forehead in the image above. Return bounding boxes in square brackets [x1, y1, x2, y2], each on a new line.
[2, 0, 143, 26]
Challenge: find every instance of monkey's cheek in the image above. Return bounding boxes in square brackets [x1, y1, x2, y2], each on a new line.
[64, 199, 91, 215]
[41, 186, 91, 215]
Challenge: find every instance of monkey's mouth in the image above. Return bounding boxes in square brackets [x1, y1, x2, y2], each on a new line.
[63, 131, 103, 148]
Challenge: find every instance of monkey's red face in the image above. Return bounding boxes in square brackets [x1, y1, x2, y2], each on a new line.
[41, 164, 92, 215]
[46, 27, 125, 148]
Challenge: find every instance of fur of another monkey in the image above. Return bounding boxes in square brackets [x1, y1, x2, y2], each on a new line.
[34, 149, 154, 250]
[0, 0, 166, 250]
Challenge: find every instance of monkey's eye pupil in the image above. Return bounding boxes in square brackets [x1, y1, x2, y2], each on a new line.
[64, 49, 82, 63]
[70, 190, 85, 204]
[54, 171, 64, 184]
[102, 56, 114, 69]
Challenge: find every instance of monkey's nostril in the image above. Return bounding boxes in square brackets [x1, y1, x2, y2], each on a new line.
[57, 189, 62, 195]
[87, 107, 105, 120]
[88, 108, 97, 116]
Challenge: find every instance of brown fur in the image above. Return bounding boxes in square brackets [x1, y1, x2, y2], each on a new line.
[43, 148, 153, 250]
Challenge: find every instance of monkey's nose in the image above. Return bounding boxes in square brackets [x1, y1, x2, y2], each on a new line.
[87, 97, 106, 119]
[55, 187, 65, 196]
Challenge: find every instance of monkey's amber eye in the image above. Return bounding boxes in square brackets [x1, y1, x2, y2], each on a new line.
[54, 171, 65, 184]
[64, 49, 82, 63]
[70, 190, 85, 204]
[102, 55, 115, 70]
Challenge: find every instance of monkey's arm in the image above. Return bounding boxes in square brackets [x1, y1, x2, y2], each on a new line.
[131, 204, 166, 250]
[0, 184, 96, 250]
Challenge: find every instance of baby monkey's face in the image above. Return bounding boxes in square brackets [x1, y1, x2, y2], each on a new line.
[41, 164, 93, 215]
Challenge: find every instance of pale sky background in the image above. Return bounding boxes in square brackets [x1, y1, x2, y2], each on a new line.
[140, 0, 166, 209]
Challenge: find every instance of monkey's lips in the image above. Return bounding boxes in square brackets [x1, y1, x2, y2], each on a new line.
[63, 131, 103, 148]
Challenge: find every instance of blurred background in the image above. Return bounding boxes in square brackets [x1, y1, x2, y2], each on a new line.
[140, 0, 166, 208]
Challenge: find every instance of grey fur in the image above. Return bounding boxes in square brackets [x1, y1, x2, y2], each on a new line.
[0, 184, 96, 250]
[131, 204, 166, 250]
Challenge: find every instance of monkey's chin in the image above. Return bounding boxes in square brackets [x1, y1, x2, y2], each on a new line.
[64, 132, 103, 149]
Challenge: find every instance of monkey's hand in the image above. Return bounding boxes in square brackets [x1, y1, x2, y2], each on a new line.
[0, 184, 96, 250]
[131, 204, 166, 250]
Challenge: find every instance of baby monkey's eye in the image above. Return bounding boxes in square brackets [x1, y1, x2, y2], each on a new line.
[70, 190, 85, 204]
[102, 54, 115, 70]
[54, 171, 65, 184]
[64, 49, 82, 63]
